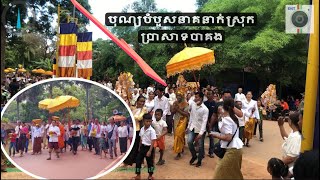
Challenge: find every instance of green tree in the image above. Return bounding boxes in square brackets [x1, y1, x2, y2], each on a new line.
[201, 0, 308, 95]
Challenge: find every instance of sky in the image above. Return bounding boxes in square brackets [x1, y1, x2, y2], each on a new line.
[86, 0, 197, 40]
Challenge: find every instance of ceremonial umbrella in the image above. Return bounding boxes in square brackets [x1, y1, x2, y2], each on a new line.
[6, 68, 15, 73]
[17, 68, 27, 73]
[4, 69, 10, 73]
[38, 98, 55, 109]
[32, 68, 46, 74]
[43, 71, 53, 76]
[46, 95, 80, 113]
[112, 115, 127, 122]
[166, 46, 215, 88]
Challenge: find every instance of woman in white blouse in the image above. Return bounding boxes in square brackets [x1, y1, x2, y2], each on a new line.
[277, 111, 302, 177]
[242, 91, 260, 147]
[211, 98, 244, 179]
[145, 91, 155, 114]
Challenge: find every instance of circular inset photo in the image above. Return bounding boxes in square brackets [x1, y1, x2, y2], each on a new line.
[1, 78, 135, 179]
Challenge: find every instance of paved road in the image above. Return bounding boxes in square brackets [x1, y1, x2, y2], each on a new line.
[4, 141, 128, 179]
[102, 120, 291, 179]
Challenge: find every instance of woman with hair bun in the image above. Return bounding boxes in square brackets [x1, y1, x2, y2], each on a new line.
[211, 98, 244, 179]
[267, 158, 289, 179]
[277, 111, 302, 177]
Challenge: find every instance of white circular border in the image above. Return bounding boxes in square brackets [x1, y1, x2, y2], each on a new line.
[1, 77, 136, 179]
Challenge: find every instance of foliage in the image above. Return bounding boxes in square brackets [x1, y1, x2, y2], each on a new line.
[1, 0, 92, 80]
[1, 81, 129, 123]
[199, 0, 309, 93]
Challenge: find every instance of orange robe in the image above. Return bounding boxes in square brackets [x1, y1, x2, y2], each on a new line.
[58, 124, 65, 149]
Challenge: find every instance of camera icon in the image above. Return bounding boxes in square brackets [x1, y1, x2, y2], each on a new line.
[285, 5, 314, 34]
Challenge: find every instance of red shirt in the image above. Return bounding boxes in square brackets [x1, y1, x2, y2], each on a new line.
[281, 102, 289, 110]
[10, 133, 17, 142]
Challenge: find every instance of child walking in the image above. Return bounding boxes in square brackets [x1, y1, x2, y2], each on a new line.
[134, 114, 157, 180]
[152, 109, 168, 165]
[99, 134, 107, 159]
[8, 130, 17, 157]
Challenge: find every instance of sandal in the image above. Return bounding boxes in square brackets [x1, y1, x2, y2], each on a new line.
[156, 160, 165, 165]
[147, 176, 154, 180]
[47, 157, 51, 160]
[131, 176, 141, 180]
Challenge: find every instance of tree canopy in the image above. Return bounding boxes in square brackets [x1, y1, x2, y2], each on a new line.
[2, 80, 129, 122]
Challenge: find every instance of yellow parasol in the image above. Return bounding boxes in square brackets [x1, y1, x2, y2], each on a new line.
[4, 69, 10, 73]
[18, 68, 27, 73]
[32, 119, 42, 125]
[43, 71, 53, 76]
[32, 68, 46, 74]
[112, 115, 127, 122]
[38, 98, 55, 109]
[46, 95, 80, 113]
[7, 68, 15, 72]
[166, 46, 215, 78]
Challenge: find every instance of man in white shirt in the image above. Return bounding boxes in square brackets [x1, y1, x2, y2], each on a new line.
[70, 119, 81, 155]
[187, 92, 209, 167]
[153, 87, 171, 134]
[15, 121, 21, 153]
[168, 88, 177, 106]
[235, 88, 246, 102]
[106, 117, 119, 159]
[47, 120, 61, 160]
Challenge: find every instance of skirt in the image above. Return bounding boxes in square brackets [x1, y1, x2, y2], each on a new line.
[18, 134, 27, 151]
[214, 148, 243, 179]
[244, 118, 255, 140]
[33, 137, 42, 153]
[123, 131, 140, 165]
[119, 137, 128, 153]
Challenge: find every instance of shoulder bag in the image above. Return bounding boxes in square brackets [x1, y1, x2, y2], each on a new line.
[213, 128, 238, 159]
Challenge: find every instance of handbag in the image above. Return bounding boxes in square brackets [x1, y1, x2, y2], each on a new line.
[107, 125, 115, 139]
[213, 128, 238, 159]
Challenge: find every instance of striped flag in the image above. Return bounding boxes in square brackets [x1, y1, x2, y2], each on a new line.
[77, 32, 92, 79]
[58, 23, 77, 77]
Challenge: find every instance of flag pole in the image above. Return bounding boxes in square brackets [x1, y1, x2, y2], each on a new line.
[53, 4, 61, 78]
[301, 0, 319, 152]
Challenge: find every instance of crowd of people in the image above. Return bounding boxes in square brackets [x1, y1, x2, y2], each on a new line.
[1, 73, 50, 106]
[1, 73, 317, 179]
[96, 81, 314, 180]
[1, 116, 134, 161]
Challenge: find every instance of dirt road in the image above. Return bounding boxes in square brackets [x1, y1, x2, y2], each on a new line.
[1, 120, 290, 179]
[101, 120, 290, 179]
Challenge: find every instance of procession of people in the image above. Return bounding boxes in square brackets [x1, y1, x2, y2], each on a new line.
[2, 115, 133, 161]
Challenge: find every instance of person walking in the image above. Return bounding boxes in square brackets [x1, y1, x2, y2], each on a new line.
[187, 92, 209, 167]
[211, 98, 244, 179]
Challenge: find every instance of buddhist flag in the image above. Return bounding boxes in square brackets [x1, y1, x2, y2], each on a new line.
[77, 32, 92, 78]
[58, 23, 77, 77]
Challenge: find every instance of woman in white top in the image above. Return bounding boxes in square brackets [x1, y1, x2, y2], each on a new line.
[118, 121, 129, 155]
[242, 91, 260, 147]
[277, 111, 302, 177]
[145, 91, 155, 114]
[211, 98, 244, 179]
